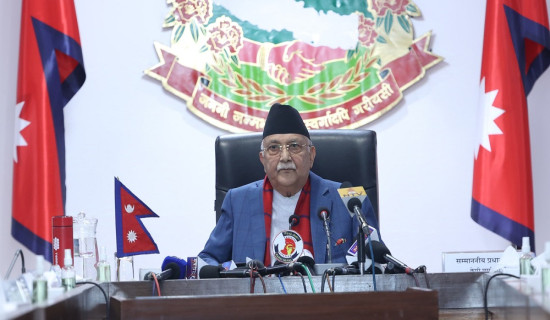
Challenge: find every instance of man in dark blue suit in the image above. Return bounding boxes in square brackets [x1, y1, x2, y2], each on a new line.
[199, 104, 379, 266]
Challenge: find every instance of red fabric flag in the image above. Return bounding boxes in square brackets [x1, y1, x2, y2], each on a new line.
[12, 0, 86, 261]
[472, 0, 550, 250]
[115, 178, 159, 257]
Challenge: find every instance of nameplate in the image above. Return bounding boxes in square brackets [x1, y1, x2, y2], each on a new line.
[442, 251, 502, 273]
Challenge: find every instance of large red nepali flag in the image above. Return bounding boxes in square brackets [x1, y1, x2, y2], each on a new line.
[12, 0, 85, 261]
[115, 178, 159, 257]
[472, 0, 550, 250]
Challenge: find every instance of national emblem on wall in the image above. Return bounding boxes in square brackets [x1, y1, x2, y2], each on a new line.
[146, 0, 443, 132]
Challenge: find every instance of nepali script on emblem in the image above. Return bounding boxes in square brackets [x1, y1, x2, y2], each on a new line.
[145, 0, 443, 132]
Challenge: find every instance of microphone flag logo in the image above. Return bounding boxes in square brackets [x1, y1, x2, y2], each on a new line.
[11, 0, 86, 262]
[337, 186, 367, 199]
[471, 0, 550, 250]
[273, 230, 304, 264]
[115, 177, 160, 257]
[337, 185, 367, 218]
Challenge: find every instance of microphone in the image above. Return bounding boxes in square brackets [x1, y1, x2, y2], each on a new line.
[365, 241, 414, 275]
[246, 259, 265, 270]
[264, 262, 305, 275]
[329, 265, 361, 275]
[288, 214, 300, 228]
[337, 182, 371, 235]
[347, 198, 371, 235]
[318, 207, 332, 263]
[317, 207, 330, 220]
[297, 249, 316, 274]
[199, 265, 262, 278]
[338, 182, 372, 275]
[145, 256, 187, 280]
[245, 259, 267, 275]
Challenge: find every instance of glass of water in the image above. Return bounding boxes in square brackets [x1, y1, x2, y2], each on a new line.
[114, 253, 134, 281]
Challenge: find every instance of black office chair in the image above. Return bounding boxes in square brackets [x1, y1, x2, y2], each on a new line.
[214, 129, 379, 223]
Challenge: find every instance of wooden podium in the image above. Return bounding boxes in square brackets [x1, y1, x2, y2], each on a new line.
[6, 273, 550, 319]
[111, 288, 437, 320]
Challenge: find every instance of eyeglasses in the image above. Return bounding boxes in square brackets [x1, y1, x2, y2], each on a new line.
[261, 143, 311, 156]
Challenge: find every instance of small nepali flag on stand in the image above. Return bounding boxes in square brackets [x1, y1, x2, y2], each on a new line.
[12, 0, 85, 261]
[471, 0, 550, 250]
[115, 178, 160, 257]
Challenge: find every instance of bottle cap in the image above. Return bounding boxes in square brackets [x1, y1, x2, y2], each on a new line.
[52, 215, 73, 227]
[36, 255, 44, 274]
[545, 241, 550, 261]
[99, 246, 107, 261]
[64, 248, 73, 267]
[521, 236, 531, 253]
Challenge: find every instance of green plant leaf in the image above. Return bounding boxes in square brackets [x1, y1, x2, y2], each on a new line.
[164, 14, 175, 24]
[384, 11, 393, 34]
[376, 35, 387, 44]
[190, 20, 199, 43]
[376, 16, 384, 28]
[174, 24, 185, 43]
[406, 4, 418, 13]
[397, 15, 410, 33]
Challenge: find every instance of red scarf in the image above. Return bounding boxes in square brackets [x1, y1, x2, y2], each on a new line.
[262, 176, 313, 266]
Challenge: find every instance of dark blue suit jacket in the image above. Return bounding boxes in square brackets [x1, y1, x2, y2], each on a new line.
[199, 172, 380, 265]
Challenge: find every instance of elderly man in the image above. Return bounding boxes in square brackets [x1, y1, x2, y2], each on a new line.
[199, 103, 380, 266]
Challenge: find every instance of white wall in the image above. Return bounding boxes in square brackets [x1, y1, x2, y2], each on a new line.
[2, 0, 549, 277]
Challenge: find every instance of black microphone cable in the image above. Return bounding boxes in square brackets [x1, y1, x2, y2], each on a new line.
[365, 233, 377, 291]
[321, 269, 327, 292]
[297, 271, 307, 293]
[483, 273, 519, 320]
[77, 281, 110, 320]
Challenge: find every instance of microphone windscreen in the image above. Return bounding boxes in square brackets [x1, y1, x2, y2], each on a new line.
[340, 181, 353, 188]
[199, 265, 222, 279]
[161, 256, 188, 279]
[297, 249, 315, 273]
[347, 197, 362, 212]
[365, 241, 391, 264]
[297, 255, 315, 267]
[288, 214, 300, 226]
[317, 207, 330, 220]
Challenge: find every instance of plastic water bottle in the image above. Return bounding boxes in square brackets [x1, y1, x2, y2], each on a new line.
[62, 249, 76, 291]
[96, 246, 111, 282]
[32, 255, 48, 303]
[519, 236, 534, 275]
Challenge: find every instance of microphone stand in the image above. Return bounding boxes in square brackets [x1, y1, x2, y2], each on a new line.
[350, 204, 369, 275]
[357, 227, 366, 275]
[321, 214, 332, 263]
[352, 205, 371, 236]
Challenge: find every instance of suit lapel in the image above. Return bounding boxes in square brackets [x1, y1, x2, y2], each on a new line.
[233, 181, 266, 262]
[250, 182, 266, 261]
